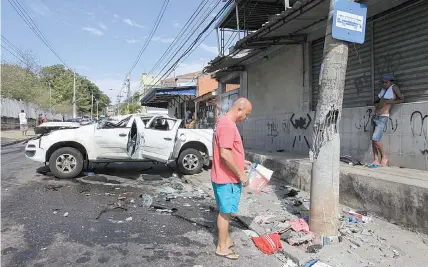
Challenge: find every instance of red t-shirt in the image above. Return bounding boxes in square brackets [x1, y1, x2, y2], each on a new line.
[211, 115, 245, 184]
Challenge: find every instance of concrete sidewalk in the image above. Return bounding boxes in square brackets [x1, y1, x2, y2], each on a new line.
[188, 171, 428, 267]
[1, 129, 37, 147]
[245, 149, 428, 234]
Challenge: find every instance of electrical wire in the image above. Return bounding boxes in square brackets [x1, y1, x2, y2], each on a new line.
[148, 0, 225, 85]
[146, 0, 211, 77]
[149, 0, 233, 89]
[126, 0, 170, 76]
[1, 35, 26, 59]
[7, 0, 70, 69]
[1, 45, 26, 64]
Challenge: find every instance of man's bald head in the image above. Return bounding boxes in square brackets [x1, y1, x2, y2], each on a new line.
[228, 97, 252, 122]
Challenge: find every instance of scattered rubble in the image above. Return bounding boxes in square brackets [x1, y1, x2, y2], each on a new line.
[63, 212, 69, 217]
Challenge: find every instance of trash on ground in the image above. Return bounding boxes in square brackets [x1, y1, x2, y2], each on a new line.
[63, 212, 69, 217]
[254, 215, 277, 225]
[307, 244, 323, 253]
[107, 219, 124, 224]
[87, 172, 95, 176]
[130, 199, 135, 204]
[96, 206, 127, 220]
[285, 189, 299, 197]
[272, 222, 291, 234]
[288, 218, 310, 232]
[44, 184, 63, 191]
[242, 229, 259, 238]
[140, 194, 153, 208]
[172, 213, 212, 228]
[183, 203, 191, 207]
[252, 233, 283, 255]
[344, 210, 372, 223]
[125, 216, 133, 221]
[115, 187, 120, 190]
[304, 259, 332, 267]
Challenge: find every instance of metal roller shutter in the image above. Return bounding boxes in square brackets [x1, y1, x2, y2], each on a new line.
[311, 38, 324, 110]
[373, 1, 428, 102]
[311, 28, 372, 109]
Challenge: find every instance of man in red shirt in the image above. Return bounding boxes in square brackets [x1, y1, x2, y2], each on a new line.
[211, 98, 252, 260]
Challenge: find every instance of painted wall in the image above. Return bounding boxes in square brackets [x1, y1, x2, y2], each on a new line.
[247, 45, 305, 117]
[242, 102, 428, 171]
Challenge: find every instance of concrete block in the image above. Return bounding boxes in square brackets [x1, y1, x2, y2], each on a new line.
[401, 135, 414, 155]
[389, 135, 401, 154]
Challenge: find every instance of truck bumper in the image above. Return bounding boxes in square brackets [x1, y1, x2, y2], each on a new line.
[25, 140, 46, 163]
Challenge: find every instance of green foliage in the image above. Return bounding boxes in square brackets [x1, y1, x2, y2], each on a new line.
[1, 61, 111, 116]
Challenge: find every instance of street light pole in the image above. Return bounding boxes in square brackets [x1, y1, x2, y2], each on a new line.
[48, 81, 52, 120]
[91, 92, 94, 120]
[96, 100, 99, 119]
[73, 70, 76, 118]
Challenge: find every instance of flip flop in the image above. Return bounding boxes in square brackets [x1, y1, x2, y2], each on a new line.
[215, 251, 240, 260]
[367, 163, 380, 168]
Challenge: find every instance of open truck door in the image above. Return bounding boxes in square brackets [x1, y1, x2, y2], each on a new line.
[126, 117, 145, 159]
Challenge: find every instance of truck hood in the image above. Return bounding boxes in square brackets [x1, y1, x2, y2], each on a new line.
[35, 122, 93, 135]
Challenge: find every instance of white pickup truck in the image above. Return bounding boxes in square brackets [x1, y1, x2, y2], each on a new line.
[25, 114, 214, 179]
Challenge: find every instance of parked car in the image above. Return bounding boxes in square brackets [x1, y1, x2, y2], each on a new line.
[25, 114, 213, 179]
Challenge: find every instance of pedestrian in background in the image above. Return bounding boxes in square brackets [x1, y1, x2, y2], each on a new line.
[18, 109, 28, 136]
[211, 98, 252, 260]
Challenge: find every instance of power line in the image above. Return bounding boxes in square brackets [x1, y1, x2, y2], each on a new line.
[147, 0, 211, 76]
[1, 35, 26, 59]
[126, 0, 170, 76]
[7, 0, 70, 69]
[148, 0, 224, 84]
[149, 0, 233, 88]
[1, 45, 26, 64]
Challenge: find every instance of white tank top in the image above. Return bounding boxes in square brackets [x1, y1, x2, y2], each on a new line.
[19, 113, 27, 124]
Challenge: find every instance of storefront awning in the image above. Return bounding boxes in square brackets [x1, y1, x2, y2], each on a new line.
[140, 86, 197, 109]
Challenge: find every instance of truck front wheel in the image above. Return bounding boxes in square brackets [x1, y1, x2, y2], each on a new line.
[177, 148, 203, 175]
[49, 147, 84, 179]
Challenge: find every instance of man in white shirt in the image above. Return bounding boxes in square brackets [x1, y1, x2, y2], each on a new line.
[18, 110, 28, 136]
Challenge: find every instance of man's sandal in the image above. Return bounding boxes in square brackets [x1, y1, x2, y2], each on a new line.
[215, 251, 240, 260]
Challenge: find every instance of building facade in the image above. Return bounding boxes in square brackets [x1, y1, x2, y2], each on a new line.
[206, 0, 428, 171]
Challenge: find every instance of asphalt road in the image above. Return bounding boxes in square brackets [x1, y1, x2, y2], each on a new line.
[1, 144, 283, 267]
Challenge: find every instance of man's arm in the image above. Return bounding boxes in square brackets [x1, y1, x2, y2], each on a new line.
[220, 148, 246, 181]
[217, 125, 248, 184]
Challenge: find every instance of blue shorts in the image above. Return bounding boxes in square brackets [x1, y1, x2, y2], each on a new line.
[212, 182, 242, 214]
[371, 115, 388, 142]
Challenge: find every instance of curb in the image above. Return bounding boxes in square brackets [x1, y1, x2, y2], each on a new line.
[1, 137, 37, 147]
[186, 175, 311, 266]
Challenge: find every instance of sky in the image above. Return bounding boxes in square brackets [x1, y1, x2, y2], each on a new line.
[1, 0, 236, 103]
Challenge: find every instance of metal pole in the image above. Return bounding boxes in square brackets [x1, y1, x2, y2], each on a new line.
[91, 92, 94, 120]
[96, 100, 99, 120]
[48, 81, 52, 120]
[73, 71, 76, 118]
[216, 28, 221, 56]
[309, 0, 349, 238]
[235, 3, 240, 39]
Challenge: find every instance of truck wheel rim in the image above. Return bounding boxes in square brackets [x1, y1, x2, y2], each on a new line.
[56, 154, 77, 173]
[182, 154, 199, 171]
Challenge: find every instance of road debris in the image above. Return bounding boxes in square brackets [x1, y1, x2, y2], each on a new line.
[63, 212, 69, 217]
[44, 184, 63, 191]
[307, 244, 323, 253]
[96, 206, 127, 220]
[140, 194, 153, 208]
[252, 233, 283, 255]
[125, 217, 133, 222]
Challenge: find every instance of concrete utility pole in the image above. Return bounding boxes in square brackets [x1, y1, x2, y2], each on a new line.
[73, 71, 76, 118]
[309, 0, 349, 238]
[96, 100, 99, 120]
[48, 81, 52, 119]
[91, 92, 94, 120]
[126, 74, 131, 113]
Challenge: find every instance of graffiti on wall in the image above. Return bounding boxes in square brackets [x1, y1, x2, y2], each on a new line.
[410, 111, 428, 155]
[354, 108, 398, 133]
[290, 113, 312, 149]
[267, 121, 279, 144]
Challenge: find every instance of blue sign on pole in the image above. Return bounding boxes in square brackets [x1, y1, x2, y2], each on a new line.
[332, 0, 367, 44]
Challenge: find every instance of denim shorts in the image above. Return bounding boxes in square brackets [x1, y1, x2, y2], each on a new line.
[371, 115, 388, 142]
[212, 182, 242, 214]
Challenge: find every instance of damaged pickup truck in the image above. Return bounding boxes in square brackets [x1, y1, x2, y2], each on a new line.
[25, 115, 213, 179]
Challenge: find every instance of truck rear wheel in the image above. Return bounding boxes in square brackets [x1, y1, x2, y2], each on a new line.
[49, 147, 84, 179]
[177, 148, 203, 175]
